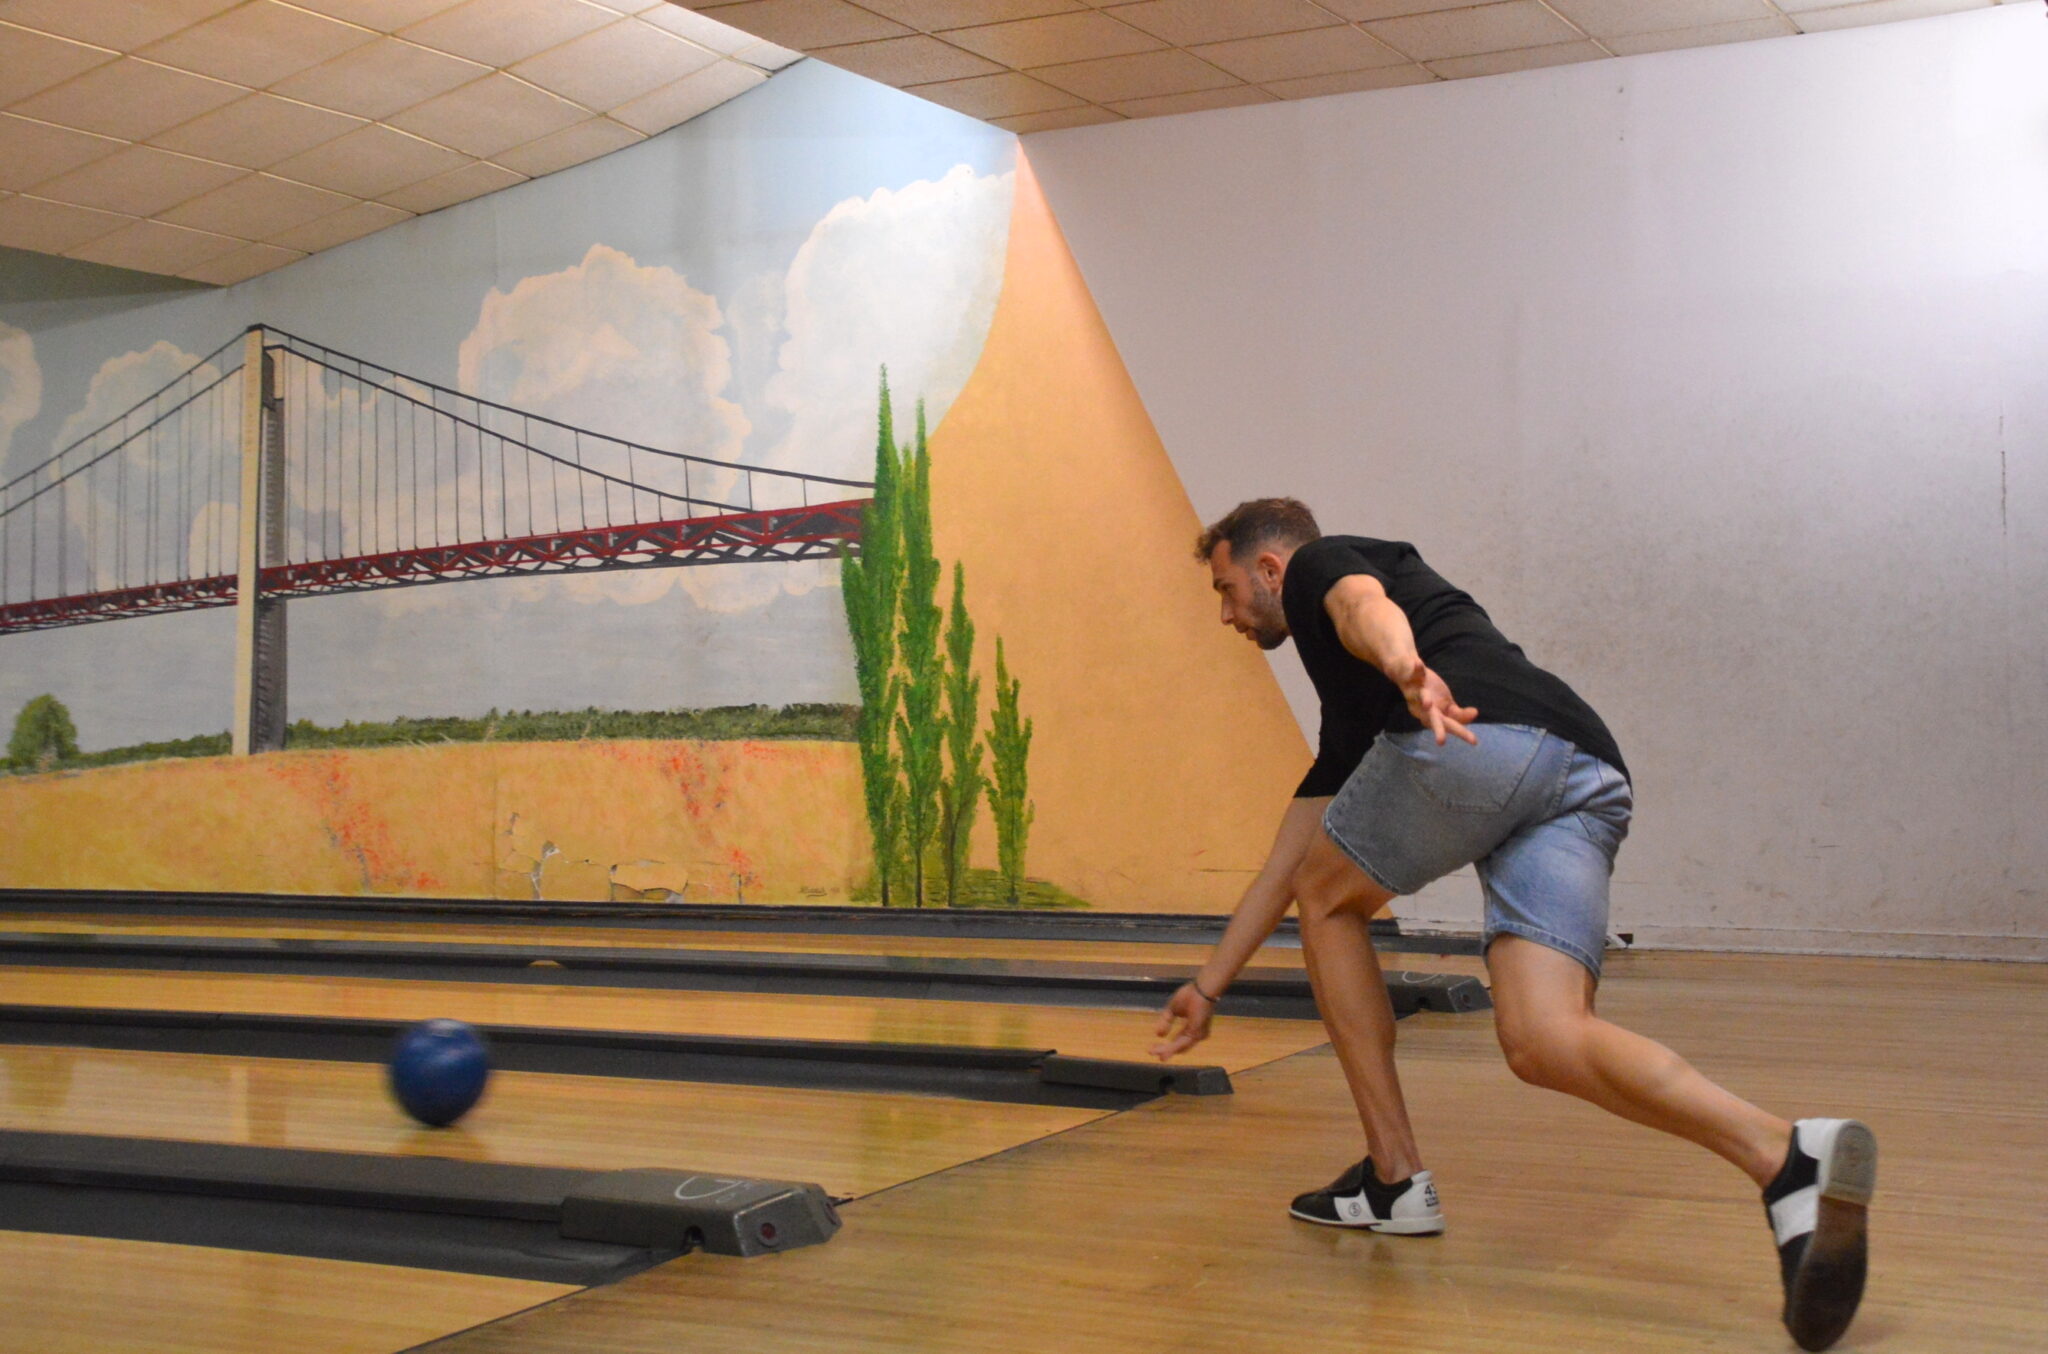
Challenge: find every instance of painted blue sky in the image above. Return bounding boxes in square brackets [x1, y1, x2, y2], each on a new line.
[0, 63, 1016, 751]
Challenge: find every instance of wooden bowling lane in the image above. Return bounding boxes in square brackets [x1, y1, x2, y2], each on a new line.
[0, 1230, 570, 1354]
[1, 914, 1322, 969]
[0, 968, 1333, 1072]
[0, 1043, 1106, 1198]
[407, 952, 2048, 1354]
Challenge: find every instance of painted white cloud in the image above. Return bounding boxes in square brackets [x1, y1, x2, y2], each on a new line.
[687, 164, 1014, 615]
[450, 243, 749, 610]
[766, 163, 1014, 482]
[0, 322, 40, 476]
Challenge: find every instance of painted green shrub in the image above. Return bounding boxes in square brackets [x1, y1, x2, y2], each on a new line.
[988, 637, 1035, 907]
[938, 562, 986, 906]
[840, 374, 907, 903]
[8, 694, 79, 771]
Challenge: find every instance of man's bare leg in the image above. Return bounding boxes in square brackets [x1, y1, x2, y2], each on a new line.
[1487, 935, 1792, 1185]
[1292, 831, 1424, 1183]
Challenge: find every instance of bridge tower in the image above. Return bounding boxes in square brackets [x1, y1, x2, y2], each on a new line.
[230, 326, 287, 755]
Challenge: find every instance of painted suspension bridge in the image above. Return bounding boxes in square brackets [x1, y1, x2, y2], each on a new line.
[0, 325, 871, 753]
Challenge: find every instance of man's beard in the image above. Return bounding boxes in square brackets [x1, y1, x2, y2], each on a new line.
[1248, 580, 1288, 650]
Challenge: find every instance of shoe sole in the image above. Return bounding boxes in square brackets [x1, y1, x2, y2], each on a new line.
[1786, 1120, 1876, 1353]
[1287, 1206, 1444, 1235]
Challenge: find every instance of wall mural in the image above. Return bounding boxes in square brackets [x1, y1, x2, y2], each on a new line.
[0, 63, 1307, 912]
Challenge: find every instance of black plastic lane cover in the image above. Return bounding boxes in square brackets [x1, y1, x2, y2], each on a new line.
[0, 1131, 668, 1285]
[0, 1005, 1201, 1110]
[0, 887, 1477, 952]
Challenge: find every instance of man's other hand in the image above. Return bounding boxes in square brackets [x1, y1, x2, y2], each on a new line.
[1151, 982, 1216, 1060]
[1397, 659, 1479, 746]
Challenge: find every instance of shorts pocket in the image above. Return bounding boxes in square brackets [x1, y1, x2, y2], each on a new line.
[1391, 726, 1545, 814]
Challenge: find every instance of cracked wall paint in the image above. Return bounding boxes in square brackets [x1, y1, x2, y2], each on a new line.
[0, 739, 865, 902]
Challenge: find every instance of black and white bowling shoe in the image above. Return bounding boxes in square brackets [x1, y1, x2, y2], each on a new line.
[1289, 1157, 1444, 1235]
[1764, 1118, 1878, 1352]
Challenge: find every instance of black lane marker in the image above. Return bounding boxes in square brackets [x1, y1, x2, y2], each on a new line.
[0, 887, 1483, 952]
[0, 1005, 1227, 1109]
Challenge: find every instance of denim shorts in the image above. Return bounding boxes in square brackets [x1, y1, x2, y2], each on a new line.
[1321, 724, 1632, 977]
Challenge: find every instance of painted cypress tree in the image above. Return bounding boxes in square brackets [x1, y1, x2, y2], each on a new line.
[892, 403, 946, 906]
[988, 638, 1035, 906]
[938, 561, 985, 906]
[7, 694, 79, 772]
[840, 373, 906, 903]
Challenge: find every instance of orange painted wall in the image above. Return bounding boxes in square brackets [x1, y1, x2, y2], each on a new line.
[929, 153, 1311, 912]
[0, 740, 865, 903]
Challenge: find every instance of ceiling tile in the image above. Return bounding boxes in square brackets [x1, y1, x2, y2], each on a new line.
[378, 159, 525, 212]
[1312, 0, 1474, 18]
[1109, 83, 1275, 116]
[0, 0, 243, 52]
[1603, 16, 1797, 53]
[854, 0, 1086, 26]
[943, 12, 1166, 66]
[159, 172, 356, 237]
[1365, 2, 1587, 62]
[284, 0, 475, 29]
[1104, 0, 1345, 47]
[0, 22, 117, 105]
[733, 38, 804, 68]
[1030, 48, 1240, 101]
[638, 4, 767, 50]
[401, 0, 619, 67]
[491, 115, 642, 175]
[12, 58, 246, 143]
[138, 1, 378, 88]
[265, 199, 412, 253]
[583, 0, 667, 11]
[1263, 61, 1436, 96]
[609, 57, 765, 132]
[271, 38, 491, 121]
[1546, 0, 1775, 40]
[148, 94, 365, 170]
[32, 145, 245, 216]
[989, 104, 1123, 132]
[1192, 25, 1406, 81]
[386, 73, 587, 157]
[180, 240, 306, 285]
[1790, 0, 1987, 30]
[814, 35, 1004, 84]
[679, 0, 905, 47]
[510, 19, 718, 109]
[670, 0, 909, 47]
[67, 218, 243, 273]
[0, 193, 132, 253]
[0, 114, 124, 191]
[1426, 38, 1607, 77]
[269, 123, 469, 198]
[905, 70, 1087, 118]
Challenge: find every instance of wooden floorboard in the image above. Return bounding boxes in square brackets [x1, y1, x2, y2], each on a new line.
[0, 1045, 1108, 1197]
[409, 951, 2048, 1354]
[0, 915, 1321, 968]
[0, 1230, 571, 1354]
[0, 968, 1333, 1071]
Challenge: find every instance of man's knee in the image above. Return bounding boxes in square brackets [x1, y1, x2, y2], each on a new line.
[1292, 837, 1387, 924]
[1496, 1015, 1587, 1091]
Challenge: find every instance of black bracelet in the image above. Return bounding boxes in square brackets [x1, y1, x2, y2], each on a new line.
[1190, 978, 1221, 1005]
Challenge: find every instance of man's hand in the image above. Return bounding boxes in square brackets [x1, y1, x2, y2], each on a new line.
[1394, 657, 1479, 746]
[1151, 982, 1216, 1061]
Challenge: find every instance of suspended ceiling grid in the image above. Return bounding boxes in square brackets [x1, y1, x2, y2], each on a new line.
[0, 0, 799, 284]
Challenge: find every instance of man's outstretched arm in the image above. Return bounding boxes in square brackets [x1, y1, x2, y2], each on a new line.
[1324, 574, 1479, 746]
[1152, 795, 1328, 1060]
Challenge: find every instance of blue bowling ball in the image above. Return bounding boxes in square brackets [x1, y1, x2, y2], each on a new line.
[388, 1019, 490, 1127]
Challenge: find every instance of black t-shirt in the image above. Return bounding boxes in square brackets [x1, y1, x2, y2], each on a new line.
[1281, 535, 1627, 797]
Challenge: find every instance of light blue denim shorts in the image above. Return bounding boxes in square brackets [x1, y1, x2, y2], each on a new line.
[1322, 724, 1631, 977]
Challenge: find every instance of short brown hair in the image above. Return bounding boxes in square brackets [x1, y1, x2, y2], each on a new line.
[1194, 498, 1321, 565]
